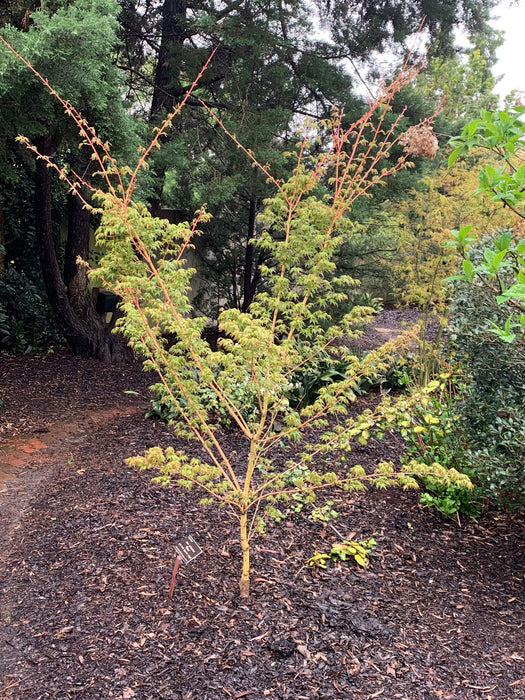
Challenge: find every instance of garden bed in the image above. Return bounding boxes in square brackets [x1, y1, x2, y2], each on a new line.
[0, 317, 523, 699]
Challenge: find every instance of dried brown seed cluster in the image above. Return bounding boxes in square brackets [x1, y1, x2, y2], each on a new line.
[399, 125, 439, 159]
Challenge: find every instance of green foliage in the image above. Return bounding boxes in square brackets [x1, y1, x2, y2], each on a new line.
[285, 350, 352, 410]
[0, 0, 135, 148]
[310, 500, 339, 524]
[356, 353, 412, 394]
[447, 107, 525, 339]
[448, 227, 525, 341]
[0, 300, 9, 347]
[457, 389, 525, 509]
[0, 0, 140, 359]
[445, 234, 525, 509]
[419, 484, 477, 519]
[146, 371, 259, 425]
[349, 292, 384, 314]
[394, 372, 481, 518]
[442, 108, 525, 509]
[307, 538, 376, 570]
[352, 369, 478, 517]
[391, 159, 513, 312]
[317, 0, 497, 64]
[286, 340, 416, 410]
[0, 268, 63, 353]
[147, 328, 413, 422]
[448, 106, 525, 171]
[0, 172, 39, 272]
[415, 44, 499, 127]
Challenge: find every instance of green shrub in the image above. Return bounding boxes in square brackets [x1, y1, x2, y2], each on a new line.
[347, 291, 384, 314]
[447, 233, 525, 509]
[147, 345, 413, 422]
[146, 369, 260, 425]
[356, 352, 411, 393]
[0, 267, 63, 353]
[286, 350, 350, 409]
[399, 378, 482, 519]
[457, 385, 525, 508]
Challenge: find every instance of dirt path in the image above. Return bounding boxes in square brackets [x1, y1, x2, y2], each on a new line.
[0, 404, 148, 561]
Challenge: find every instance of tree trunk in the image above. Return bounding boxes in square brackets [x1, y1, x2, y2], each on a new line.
[150, 0, 187, 117]
[241, 198, 262, 312]
[0, 203, 5, 271]
[147, 0, 188, 215]
[64, 191, 90, 290]
[239, 510, 250, 597]
[34, 135, 131, 361]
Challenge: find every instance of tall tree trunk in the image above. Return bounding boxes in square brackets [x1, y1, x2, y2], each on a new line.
[147, 0, 188, 215]
[150, 0, 187, 117]
[241, 198, 262, 312]
[64, 191, 90, 291]
[34, 135, 131, 361]
[0, 203, 5, 271]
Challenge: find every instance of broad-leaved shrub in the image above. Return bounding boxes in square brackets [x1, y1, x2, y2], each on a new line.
[447, 234, 525, 509]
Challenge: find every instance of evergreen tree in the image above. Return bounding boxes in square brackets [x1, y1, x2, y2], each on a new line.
[0, 0, 500, 354]
[116, 0, 498, 315]
[0, 0, 138, 358]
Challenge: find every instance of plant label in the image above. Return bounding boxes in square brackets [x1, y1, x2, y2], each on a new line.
[174, 535, 203, 564]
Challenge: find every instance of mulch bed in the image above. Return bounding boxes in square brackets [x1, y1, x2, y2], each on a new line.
[0, 336, 524, 699]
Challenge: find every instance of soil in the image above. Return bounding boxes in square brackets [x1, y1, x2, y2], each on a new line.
[0, 311, 524, 700]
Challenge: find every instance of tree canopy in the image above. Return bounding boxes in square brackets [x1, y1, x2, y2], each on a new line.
[0, 0, 502, 356]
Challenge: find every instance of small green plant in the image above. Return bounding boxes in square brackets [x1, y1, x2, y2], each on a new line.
[419, 482, 479, 521]
[147, 372, 259, 425]
[145, 386, 180, 422]
[264, 505, 288, 524]
[356, 352, 412, 393]
[287, 344, 415, 410]
[307, 538, 376, 569]
[348, 291, 384, 313]
[390, 370, 480, 519]
[310, 500, 339, 524]
[286, 350, 350, 409]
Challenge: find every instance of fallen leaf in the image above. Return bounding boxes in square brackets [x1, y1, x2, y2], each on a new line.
[296, 644, 311, 660]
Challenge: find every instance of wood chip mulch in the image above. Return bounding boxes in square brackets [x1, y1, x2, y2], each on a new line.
[0, 339, 524, 699]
